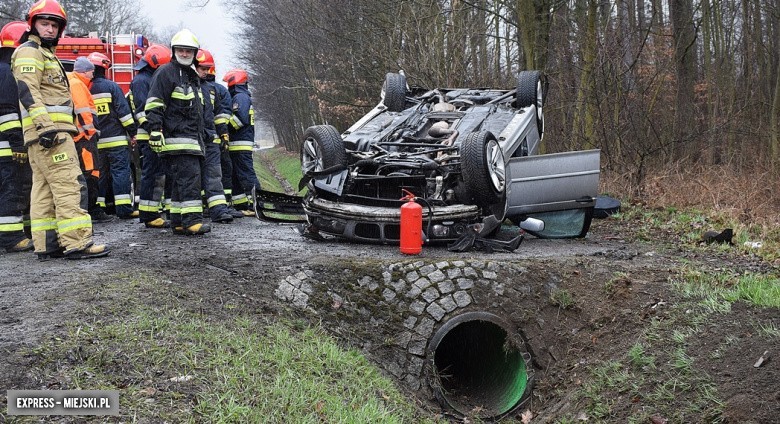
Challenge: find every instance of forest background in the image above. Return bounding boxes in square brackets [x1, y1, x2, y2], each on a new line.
[3, 0, 779, 224]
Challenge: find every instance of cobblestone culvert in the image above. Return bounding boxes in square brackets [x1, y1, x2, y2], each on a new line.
[272, 257, 574, 420]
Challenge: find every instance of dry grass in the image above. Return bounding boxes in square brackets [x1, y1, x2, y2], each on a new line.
[603, 162, 780, 226]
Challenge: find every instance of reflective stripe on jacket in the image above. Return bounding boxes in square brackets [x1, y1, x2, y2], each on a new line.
[90, 75, 136, 149]
[144, 61, 216, 156]
[227, 84, 254, 152]
[11, 35, 77, 144]
[67, 72, 98, 142]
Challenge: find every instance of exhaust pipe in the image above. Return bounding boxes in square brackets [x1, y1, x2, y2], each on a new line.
[428, 312, 534, 419]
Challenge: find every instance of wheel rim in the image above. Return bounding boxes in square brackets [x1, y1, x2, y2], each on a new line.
[486, 139, 506, 193]
[301, 138, 323, 173]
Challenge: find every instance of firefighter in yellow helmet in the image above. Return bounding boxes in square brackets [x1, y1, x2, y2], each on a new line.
[144, 29, 217, 235]
[11, 0, 109, 259]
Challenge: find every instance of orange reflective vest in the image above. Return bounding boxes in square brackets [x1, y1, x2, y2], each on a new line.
[67, 72, 98, 142]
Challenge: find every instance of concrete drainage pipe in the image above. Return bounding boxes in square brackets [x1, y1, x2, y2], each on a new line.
[427, 311, 534, 419]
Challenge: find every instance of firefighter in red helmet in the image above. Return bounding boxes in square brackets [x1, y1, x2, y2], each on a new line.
[129, 44, 172, 228]
[223, 69, 260, 216]
[0, 21, 34, 253]
[193, 48, 235, 223]
[86, 51, 138, 220]
[11, 0, 109, 259]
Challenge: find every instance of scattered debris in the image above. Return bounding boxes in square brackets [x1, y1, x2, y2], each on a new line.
[650, 414, 669, 424]
[700, 228, 733, 245]
[753, 350, 769, 368]
[743, 241, 763, 249]
[169, 375, 194, 382]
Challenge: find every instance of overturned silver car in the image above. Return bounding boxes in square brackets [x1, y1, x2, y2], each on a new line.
[255, 71, 600, 243]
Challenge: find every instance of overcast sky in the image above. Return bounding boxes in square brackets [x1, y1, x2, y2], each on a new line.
[136, 0, 239, 81]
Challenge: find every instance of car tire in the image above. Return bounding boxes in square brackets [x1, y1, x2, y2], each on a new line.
[515, 70, 546, 139]
[382, 73, 407, 112]
[300, 125, 347, 176]
[460, 131, 507, 219]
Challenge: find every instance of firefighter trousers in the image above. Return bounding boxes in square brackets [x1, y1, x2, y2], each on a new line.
[220, 147, 233, 202]
[0, 157, 32, 250]
[75, 136, 101, 215]
[230, 150, 260, 210]
[163, 154, 203, 229]
[137, 141, 166, 223]
[97, 146, 134, 218]
[28, 135, 93, 254]
[202, 141, 229, 216]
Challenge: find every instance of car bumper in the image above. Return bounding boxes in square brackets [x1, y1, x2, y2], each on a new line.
[304, 197, 481, 243]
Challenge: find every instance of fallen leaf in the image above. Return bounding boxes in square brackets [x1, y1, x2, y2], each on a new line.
[137, 387, 157, 396]
[521, 409, 533, 423]
[650, 414, 668, 424]
[314, 400, 325, 413]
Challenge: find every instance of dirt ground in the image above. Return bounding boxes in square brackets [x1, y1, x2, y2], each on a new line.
[0, 211, 778, 422]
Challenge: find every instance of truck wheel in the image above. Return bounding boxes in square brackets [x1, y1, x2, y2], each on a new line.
[461, 131, 507, 219]
[300, 125, 347, 176]
[515, 71, 546, 139]
[382, 73, 407, 112]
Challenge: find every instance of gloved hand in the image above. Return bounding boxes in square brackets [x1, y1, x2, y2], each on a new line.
[11, 146, 28, 164]
[220, 133, 230, 151]
[149, 131, 165, 153]
[38, 130, 63, 148]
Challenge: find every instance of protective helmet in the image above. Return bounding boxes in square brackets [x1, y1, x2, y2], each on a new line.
[170, 28, 199, 50]
[143, 44, 171, 69]
[196, 49, 216, 75]
[87, 52, 111, 69]
[26, 0, 68, 37]
[0, 21, 27, 49]
[223, 69, 248, 87]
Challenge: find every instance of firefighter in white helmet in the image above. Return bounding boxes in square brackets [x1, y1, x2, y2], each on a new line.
[144, 29, 216, 235]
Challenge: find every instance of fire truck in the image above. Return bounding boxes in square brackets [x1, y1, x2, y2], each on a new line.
[55, 32, 148, 94]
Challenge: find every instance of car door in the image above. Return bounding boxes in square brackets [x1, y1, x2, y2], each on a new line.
[504, 149, 600, 216]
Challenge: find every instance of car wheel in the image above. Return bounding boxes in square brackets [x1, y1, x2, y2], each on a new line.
[300, 125, 347, 176]
[460, 131, 507, 219]
[382, 72, 407, 112]
[515, 71, 546, 139]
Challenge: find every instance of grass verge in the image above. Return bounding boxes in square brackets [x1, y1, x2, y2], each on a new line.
[255, 147, 304, 194]
[563, 266, 779, 423]
[16, 273, 429, 423]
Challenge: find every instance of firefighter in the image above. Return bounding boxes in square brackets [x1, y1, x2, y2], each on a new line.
[129, 44, 171, 228]
[11, 0, 108, 259]
[223, 69, 260, 216]
[144, 29, 216, 235]
[86, 51, 138, 219]
[194, 48, 236, 223]
[68, 57, 110, 223]
[0, 21, 33, 254]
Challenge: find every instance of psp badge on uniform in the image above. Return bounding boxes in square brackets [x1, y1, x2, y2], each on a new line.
[7, 390, 119, 416]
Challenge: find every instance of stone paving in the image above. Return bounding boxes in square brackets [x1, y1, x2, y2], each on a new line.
[274, 259, 524, 389]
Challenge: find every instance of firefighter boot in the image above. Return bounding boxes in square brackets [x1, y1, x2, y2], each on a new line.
[37, 247, 65, 261]
[185, 223, 211, 235]
[145, 217, 170, 228]
[65, 244, 110, 260]
[6, 238, 34, 253]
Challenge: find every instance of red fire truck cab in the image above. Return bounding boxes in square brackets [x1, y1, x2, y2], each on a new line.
[56, 32, 148, 94]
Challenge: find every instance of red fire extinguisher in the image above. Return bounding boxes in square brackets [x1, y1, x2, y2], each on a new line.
[400, 189, 423, 255]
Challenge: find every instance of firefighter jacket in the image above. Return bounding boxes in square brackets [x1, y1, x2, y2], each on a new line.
[66, 72, 98, 142]
[0, 57, 23, 158]
[227, 84, 254, 152]
[145, 61, 216, 157]
[10, 34, 77, 145]
[128, 65, 154, 142]
[90, 75, 136, 150]
[202, 75, 231, 139]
